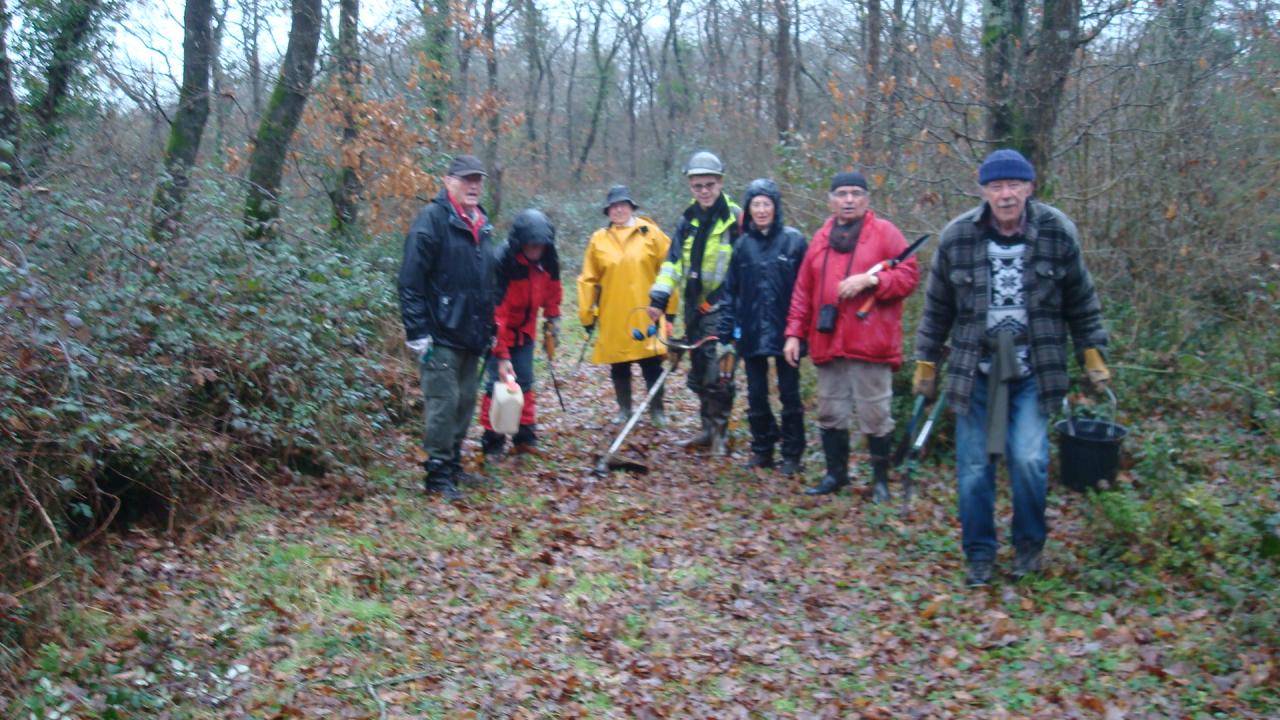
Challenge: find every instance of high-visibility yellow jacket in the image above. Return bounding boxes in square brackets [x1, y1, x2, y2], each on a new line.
[648, 193, 742, 313]
[577, 216, 678, 364]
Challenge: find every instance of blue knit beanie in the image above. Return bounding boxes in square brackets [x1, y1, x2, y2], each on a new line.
[978, 149, 1035, 185]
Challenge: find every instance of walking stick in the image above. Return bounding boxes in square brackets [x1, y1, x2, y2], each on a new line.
[544, 323, 567, 412]
[575, 286, 601, 371]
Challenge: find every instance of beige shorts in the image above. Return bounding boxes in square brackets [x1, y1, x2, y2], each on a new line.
[815, 359, 894, 436]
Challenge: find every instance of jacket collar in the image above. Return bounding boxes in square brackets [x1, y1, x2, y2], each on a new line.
[683, 192, 734, 225]
[435, 189, 488, 241]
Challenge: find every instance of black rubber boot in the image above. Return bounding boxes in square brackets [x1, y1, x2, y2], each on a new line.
[423, 458, 462, 501]
[512, 424, 537, 454]
[868, 434, 892, 504]
[450, 441, 484, 486]
[745, 412, 777, 469]
[611, 375, 633, 424]
[708, 396, 732, 457]
[481, 430, 507, 461]
[804, 429, 850, 495]
[779, 410, 805, 477]
[681, 403, 713, 448]
[648, 385, 666, 428]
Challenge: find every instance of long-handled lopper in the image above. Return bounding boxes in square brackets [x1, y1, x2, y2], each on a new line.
[897, 391, 947, 504]
[594, 330, 718, 475]
[543, 322, 567, 412]
[855, 234, 931, 320]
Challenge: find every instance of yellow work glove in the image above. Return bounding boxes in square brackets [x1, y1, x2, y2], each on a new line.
[1083, 348, 1110, 393]
[912, 361, 938, 401]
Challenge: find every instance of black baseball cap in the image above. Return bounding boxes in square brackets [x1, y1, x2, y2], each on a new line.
[446, 154, 487, 177]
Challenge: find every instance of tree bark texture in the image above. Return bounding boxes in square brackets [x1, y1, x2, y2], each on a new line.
[151, 0, 214, 241]
[862, 0, 883, 158]
[243, 0, 322, 241]
[31, 0, 106, 166]
[0, 0, 20, 185]
[330, 0, 361, 235]
[772, 0, 792, 143]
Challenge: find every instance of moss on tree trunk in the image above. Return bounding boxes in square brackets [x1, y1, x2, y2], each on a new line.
[243, 0, 322, 241]
[150, 0, 214, 241]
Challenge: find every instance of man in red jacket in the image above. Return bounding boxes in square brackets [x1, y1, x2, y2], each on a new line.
[479, 209, 563, 459]
[784, 172, 919, 499]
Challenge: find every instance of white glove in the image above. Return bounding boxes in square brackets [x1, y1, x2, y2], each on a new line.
[406, 336, 433, 360]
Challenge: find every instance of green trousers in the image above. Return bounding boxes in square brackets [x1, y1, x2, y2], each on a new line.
[419, 344, 482, 463]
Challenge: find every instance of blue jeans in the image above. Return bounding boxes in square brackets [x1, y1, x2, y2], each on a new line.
[485, 338, 535, 394]
[955, 373, 1049, 563]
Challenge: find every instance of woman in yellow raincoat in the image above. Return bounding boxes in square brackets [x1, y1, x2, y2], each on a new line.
[578, 185, 678, 425]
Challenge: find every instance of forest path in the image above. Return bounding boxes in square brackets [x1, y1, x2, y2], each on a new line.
[11, 356, 1273, 718]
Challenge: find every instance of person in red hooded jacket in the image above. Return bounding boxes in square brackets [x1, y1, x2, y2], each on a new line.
[784, 171, 919, 499]
[479, 209, 563, 459]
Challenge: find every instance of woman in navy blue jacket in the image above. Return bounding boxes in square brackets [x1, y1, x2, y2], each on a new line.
[719, 179, 809, 475]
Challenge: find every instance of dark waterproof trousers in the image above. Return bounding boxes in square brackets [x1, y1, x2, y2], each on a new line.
[743, 355, 805, 461]
[687, 307, 735, 434]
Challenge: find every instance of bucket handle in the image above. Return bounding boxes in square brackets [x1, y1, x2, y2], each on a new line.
[1061, 386, 1118, 438]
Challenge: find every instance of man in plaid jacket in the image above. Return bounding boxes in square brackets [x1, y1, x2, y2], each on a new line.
[913, 149, 1112, 587]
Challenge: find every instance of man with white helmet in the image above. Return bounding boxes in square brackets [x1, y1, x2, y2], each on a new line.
[647, 151, 742, 455]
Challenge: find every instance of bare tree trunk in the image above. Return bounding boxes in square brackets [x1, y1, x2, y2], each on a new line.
[30, 0, 106, 168]
[983, 0, 1085, 178]
[626, 33, 638, 178]
[151, 0, 214, 241]
[1019, 0, 1080, 175]
[330, 0, 361, 235]
[419, 0, 453, 125]
[210, 0, 230, 163]
[791, 0, 803, 136]
[243, 0, 263, 121]
[884, 0, 905, 168]
[861, 0, 882, 159]
[521, 0, 544, 170]
[457, 0, 476, 106]
[0, 0, 20, 186]
[481, 0, 502, 217]
[772, 0, 792, 143]
[573, 4, 622, 181]
[659, 0, 687, 177]
[982, 0, 1026, 152]
[243, 0, 322, 241]
[564, 7, 583, 165]
[542, 37, 562, 177]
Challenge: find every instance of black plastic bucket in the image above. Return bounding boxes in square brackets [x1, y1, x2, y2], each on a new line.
[1055, 388, 1128, 492]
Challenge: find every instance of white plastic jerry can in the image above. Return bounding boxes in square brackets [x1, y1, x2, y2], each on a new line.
[491, 375, 524, 435]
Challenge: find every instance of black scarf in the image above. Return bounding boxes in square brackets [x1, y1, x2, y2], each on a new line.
[828, 216, 864, 253]
[685, 193, 732, 304]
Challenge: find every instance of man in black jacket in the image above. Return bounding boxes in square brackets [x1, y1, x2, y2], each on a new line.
[398, 155, 502, 500]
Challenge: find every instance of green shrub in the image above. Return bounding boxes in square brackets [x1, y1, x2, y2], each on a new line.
[0, 179, 408, 674]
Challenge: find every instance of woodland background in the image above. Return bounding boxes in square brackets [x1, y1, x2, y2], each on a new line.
[1, 0, 1279, 715]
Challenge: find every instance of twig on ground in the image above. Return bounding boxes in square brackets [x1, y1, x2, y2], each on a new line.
[13, 572, 62, 598]
[1112, 363, 1274, 402]
[12, 465, 60, 548]
[73, 491, 122, 550]
[366, 682, 387, 720]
